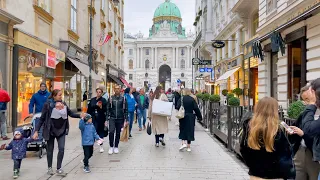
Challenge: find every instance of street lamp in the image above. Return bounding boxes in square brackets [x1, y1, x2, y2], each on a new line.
[88, 0, 93, 99]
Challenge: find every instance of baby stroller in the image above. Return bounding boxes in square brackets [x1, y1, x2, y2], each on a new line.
[14, 113, 47, 158]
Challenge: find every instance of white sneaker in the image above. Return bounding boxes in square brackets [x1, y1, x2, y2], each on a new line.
[179, 144, 187, 151]
[114, 148, 119, 154]
[187, 148, 191, 152]
[99, 146, 104, 153]
[108, 147, 114, 155]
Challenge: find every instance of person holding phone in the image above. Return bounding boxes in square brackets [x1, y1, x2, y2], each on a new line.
[87, 88, 108, 153]
[240, 97, 296, 179]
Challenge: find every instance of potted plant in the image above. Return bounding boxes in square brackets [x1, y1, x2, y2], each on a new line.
[233, 88, 243, 97]
[209, 94, 220, 102]
[202, 93, 210, 101]
[228, 97, 240, 106]
[222, 89, 228, 96]
[196, 93, 203, 100]
[287, 100, 306, 120]
[227, 93, 234, 100]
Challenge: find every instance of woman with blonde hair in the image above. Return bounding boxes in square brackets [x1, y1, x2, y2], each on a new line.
[176, 88, 202, 152]
[240, 97, 296, 179]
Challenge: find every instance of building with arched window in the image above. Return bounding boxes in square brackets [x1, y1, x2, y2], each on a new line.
[123, 0, 194, 90]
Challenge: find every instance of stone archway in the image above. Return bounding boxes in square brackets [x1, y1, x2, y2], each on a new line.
[159, 64, 171, 91]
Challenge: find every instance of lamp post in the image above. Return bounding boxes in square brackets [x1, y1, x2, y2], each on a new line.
[88, 0, 93, 99]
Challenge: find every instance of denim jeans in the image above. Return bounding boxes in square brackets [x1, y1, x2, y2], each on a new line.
[137, 109, 146, 129]
[0, 111, 7, 137]
[128, 112, 134, 135]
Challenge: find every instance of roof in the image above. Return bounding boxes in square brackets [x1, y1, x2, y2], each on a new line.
[153, 0, 181, 19]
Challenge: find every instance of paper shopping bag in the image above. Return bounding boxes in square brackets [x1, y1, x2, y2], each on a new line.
[120, 124, 129, 142]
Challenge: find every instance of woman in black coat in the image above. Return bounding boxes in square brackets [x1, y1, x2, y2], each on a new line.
[176, 88, 202, 152]
[33, 89, 84, 176]
[87, 88, 108, 153]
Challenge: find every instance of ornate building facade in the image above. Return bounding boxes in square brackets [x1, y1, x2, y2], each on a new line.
[123, 0, 194, 91]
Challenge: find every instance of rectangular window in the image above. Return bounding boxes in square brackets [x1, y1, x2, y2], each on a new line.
[38, 0, 51, 13]
[71, 0, 77, 32]
[146, 49, 149, 55]
[129, 74, 133, 80]
[181, 49, 185, 56]
[129, 49, 133, 55]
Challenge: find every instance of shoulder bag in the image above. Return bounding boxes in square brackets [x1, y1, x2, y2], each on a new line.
[176, 96, 185, 119]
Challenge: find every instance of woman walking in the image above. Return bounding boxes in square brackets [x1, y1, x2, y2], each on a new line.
[87, 88, 108, 153]
[33, 89, 84, 176]
[124, 88, 137, 137]
[148, 86, 169, 147]
[176, 88, 202, 152]
[240, 97, 296, 180]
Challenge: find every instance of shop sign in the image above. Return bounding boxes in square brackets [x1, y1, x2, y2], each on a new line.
[109, 68, 118, 77]
[46, 49, 56, 69]
[56, 50, 65, 62]
[227, 59, 238, 69]
[286, 0, 320, 22]
[192, 58, 212, 65]
[199, 67, 213, 72]
[212, 41, 225, 49]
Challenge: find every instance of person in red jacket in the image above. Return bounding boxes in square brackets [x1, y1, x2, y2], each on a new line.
[0, 88, 11, 140]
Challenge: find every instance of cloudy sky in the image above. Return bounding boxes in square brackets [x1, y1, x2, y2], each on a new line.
[124, 0, 195, 37]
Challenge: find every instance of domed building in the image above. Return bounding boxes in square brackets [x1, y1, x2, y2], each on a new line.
[123, 0, 194, 91]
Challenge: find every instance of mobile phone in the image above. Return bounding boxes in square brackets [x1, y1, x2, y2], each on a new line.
[280, 121, 294, 134]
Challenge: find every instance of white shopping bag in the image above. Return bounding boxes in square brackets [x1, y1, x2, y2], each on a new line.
[151, 99, 173, 117]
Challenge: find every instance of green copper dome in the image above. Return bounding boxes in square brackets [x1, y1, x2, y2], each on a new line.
[153, 0, 181, 19]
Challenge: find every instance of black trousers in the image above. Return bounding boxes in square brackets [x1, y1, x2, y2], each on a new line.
[13, 159, 22, 170]
[47, 135, 66, 169]
[155, 134, 164, 144]
[109, 119, 123, 148]
[83, 145, 93, 167]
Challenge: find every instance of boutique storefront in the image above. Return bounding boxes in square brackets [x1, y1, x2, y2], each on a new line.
[60, 41, 101, 111]
[12, 30, 65, 127]
[106, 64, 125, 94]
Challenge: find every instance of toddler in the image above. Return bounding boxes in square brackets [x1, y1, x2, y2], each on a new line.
[0, 130, 34, 179]
[79, 114, 102, 173]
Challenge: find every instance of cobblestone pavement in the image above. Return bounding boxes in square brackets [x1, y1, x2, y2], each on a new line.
[0, 114, 248, 180]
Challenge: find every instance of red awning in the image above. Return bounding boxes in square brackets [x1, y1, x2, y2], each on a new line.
[120, 78, 131, 88]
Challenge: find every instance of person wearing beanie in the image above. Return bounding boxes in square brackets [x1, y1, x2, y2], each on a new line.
[28, 82, 50, 117]
[0, 130, 34, 178]
[79, 114, 102, 173]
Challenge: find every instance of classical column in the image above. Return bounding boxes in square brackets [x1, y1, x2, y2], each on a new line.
[155, 47, 158, 69]
[222, 46, 226, 59]
[228, 37, 233, 58]
[172, 47, 175, 68]
[207, 0, 213, 32]
[152, 47, 154, 68]
[187, 46, 190, 68]
[176, 47, 179, 68]
[217, 49, 221, 62]
[236, 30, 241, 55]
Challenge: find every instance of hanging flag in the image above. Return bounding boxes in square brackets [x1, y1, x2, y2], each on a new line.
[98, 33, 111, 46]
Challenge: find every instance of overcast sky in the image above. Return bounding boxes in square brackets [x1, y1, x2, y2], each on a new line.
[124, 0, 195, 37]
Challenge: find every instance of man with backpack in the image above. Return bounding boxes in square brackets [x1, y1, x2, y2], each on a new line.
[106, 85, 128, 155]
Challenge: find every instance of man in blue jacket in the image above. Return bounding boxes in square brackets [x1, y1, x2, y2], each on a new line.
[29, 83, 50, 117]
[135, 88, 149, 131]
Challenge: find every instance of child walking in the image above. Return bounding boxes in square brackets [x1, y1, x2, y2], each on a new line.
[0, 130, 34, 179]
[79, 114, 102, 173]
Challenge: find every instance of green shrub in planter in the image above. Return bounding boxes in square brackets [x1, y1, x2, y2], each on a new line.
[287, 100, 306, 119]
[228, 97, 240, 106]
[209, 94, 220, 102]
[222, 89, 228, 96]
[202, 93, 210, 101]
[227, 93, 234, 99]
[196, 93, 203, 100]
[233, 88, 243, 97]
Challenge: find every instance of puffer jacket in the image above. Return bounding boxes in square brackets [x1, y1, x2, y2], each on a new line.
[6, 138, 33, 160]
[79, 119, 100, 146]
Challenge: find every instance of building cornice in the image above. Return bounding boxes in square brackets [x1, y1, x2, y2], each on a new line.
[0, 9, 23, 24]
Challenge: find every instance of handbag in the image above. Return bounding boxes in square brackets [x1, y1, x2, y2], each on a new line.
[176, 96, 185, 119]
[146, 120, 152, 135]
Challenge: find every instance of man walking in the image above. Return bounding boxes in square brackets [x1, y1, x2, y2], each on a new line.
[131, 88, 139, 124]
[107, 85, 128, 155]
[29, 83, 50, 116]
[135, 88, 149, 131]
[0, 88, 10, 140]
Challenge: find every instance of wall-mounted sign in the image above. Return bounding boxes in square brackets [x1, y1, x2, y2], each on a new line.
[192, 58, 212, 65]
[195, 77, 204, 80]
[46, 49, 56, 69]
[212, 41, 225, 49]
[199, 67, 213, 72]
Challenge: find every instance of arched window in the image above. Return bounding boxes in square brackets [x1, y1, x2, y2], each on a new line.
[129, 59, 133, 69]
[180, 59, 185, 69]
[145, 59, 150, 69]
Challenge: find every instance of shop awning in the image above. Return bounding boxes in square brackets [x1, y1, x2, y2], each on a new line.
[120, 77, 131, 88]
[68, 58, 101, 81]
[108, 74, 124, 86]
[216, 67, 241, 83]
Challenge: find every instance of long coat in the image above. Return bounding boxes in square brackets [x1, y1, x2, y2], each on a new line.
[87, 96, 108, 138]
[148, 93, 169, 135]
[176, 95, 202, 141]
